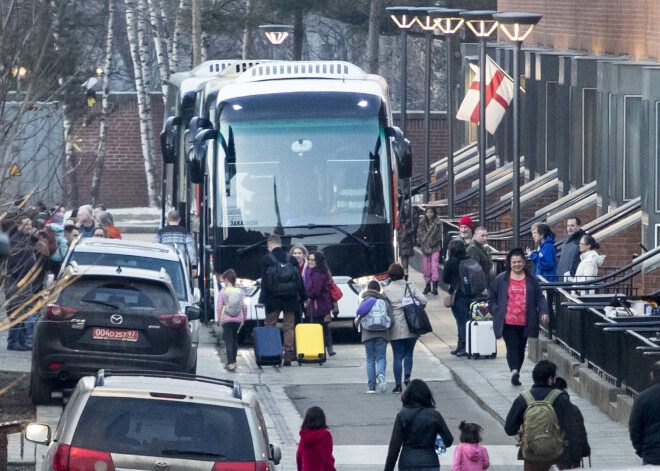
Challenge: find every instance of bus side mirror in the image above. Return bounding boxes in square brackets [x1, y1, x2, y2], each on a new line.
[386, 126, 412, 179]
[190, 128, 217, 184]
[189, 117, 213, 134]
[160, 116, 181, 164]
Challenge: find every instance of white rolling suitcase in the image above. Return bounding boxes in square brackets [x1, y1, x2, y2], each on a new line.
[465, 320, 497, 359]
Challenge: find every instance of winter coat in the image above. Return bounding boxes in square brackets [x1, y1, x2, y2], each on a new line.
[451, 442, 490, 471]
[417, 216, 442, 255]
[216, 283, 248, 324]
[296, 428, 336, 471]
[78, 222, 97, 239]
[505, 385, 581, 465]
[397, 223, 416, 257]
[46, 222, 68, 262]
[154, 224, 197, 267]
[558, 393, 590, 469]
[258, 247, 307, 314]
[304, 268, 333, 318]
[556, 229, 585, 280]
[356, 290, 392, 343]
[106, 225, 122, 239]
[529, 236, 557, 281]
[383, 280, 427, 341]
[443, 252, 471, 295]
[467, 240, 493, 284]
[384, 404, 454, 471]
[629, 380, 660, 464]
[573, 250, 605, 282]
[487, 271, 548, 339]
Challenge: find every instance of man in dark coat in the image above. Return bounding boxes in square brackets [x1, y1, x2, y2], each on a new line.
[505, 360, 581, 471]
[258, 234, 306, 366]
[467, 226, 493, 286]
[556, 217, 586, 281]
[629, 361, 660, 465]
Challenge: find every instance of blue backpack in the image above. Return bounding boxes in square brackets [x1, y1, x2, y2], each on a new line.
[360, 298, 391, 332]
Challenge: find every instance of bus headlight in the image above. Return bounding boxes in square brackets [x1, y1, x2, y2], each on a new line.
[349, 274, 390, 295]
[236, 278, 260, 297]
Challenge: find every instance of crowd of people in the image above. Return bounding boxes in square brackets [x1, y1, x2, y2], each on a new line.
[1, 202, 122, 351]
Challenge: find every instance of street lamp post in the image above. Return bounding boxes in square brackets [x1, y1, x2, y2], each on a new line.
[433, 9, 465, 219]
[259, 24, 293, 59]
[493, 12, 542, 248]
[460, 11, 498, 227]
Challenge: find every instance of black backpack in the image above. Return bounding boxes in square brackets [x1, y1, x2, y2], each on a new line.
[459, 258, 487, 297]
[265, 253, 299, 296]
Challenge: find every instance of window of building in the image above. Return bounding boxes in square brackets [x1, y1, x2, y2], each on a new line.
[623, 95, 642, 201]
[582, 88, 597, 185]
[545, 81, 560, 172]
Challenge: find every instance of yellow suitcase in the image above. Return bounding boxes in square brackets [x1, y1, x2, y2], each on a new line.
[295, 323, 326, 364]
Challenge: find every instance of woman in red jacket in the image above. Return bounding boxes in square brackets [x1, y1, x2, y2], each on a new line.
[296, 406, 336, 471]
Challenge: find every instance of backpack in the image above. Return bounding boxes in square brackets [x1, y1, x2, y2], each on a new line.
[360, 298, 391, 332]
[518, 389, 566, 462]
[459, 258, 487, 297]
[223, 286, 243, 318]
[265, 253, 299, 296]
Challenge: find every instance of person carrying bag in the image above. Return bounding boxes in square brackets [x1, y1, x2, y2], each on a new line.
[402, 283, 433, 336]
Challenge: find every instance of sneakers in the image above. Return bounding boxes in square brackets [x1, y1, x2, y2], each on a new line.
[404, 375, 411, 387]
[376, 374, 387, 393]
[392, 385, 403, 394]
[367, 387, 376, 394]
[511, 373, 521, 386]
[224, 363, 237, 372]
[455, 351, 468, 357]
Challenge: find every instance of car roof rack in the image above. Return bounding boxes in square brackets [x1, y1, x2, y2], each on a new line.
[94, 369, 242, 399]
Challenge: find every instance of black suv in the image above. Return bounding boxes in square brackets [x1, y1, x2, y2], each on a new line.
[30, 265, 200, 404]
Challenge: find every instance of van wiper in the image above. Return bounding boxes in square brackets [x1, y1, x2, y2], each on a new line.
[161, 450, 226, 458]
[236, 232, 335, 256]
[80, 299, 119, 309]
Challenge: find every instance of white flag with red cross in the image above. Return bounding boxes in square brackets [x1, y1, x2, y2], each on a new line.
[456, 56, 514, 135]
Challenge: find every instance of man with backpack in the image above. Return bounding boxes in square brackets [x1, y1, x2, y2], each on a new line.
[259, 235, 307, 366]
[504, 360, 580, 471]
[356, 280, 392, 393]
[629, 361, 660, 466]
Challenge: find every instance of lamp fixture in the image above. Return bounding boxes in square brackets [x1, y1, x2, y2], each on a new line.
[386, 6, 418, 29]
[259, 24, 293, 45]
[460, 10, 499, 38]
[492, 12, 542, 42]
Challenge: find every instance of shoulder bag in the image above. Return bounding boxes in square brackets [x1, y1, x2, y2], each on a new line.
[402, 283, 433, 336]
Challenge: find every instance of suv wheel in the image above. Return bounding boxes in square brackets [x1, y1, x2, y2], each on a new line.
[30, 367, 52, 405]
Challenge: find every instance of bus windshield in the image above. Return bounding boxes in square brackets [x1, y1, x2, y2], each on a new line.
[215, 92, 391, 229]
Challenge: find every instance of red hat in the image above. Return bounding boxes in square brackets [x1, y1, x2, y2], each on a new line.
[459, 215, 474, 230]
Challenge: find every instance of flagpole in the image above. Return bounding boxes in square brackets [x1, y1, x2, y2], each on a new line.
[424, 29, 432, 204]
[446, 33, 455, 219]
[478, 36, 487, 227]
[512, 40, 521, 248]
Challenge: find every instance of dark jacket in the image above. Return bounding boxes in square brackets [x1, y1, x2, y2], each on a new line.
[467, 239, 492, 284]
[296, 428, 336, 471]
[629, 380, 660, 464]
[563, 393, 590, 468]
[397, 223, 416, 257]
[443, 252, 470, 295]
[384, 404, 454, 471]
[417, 216, 442, 254]
[556, 229, 585, 280]
[504, 385, 581, 465]
[529, 236, 557, 280]
[487, 271, 549, 339]
[304, 268, 333, 318]
[258, 247, 306, 313]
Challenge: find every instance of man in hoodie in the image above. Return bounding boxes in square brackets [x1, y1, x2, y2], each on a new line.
[556, 217, 586, 281]
[630, 361, 660, 466]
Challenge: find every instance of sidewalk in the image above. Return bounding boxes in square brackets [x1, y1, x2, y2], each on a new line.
[409, 267, 641, 469]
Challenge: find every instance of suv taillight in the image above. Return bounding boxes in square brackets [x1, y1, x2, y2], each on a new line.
[213, 463, 268, 471]
[46, 304, 78, 321]
[157, 314, 187, 328]
[53, 444, 116, 471]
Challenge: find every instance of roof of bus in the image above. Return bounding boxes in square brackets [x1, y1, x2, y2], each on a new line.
[169, 60, 272, 95]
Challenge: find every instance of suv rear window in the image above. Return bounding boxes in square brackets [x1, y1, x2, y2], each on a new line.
[58, 277, 178, 314]
[72, 396, 255, 461]
[70, 253, 187, 301]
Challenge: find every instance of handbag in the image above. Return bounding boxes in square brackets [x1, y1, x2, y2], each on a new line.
[443, 292, 456, 308]
[402, 283, 433, 335]
[329, 281, 343, 301]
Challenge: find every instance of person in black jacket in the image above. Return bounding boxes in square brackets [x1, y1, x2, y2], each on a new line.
[258, 234, 307, 366]
[442, 239, 471, 357]
[504, 361, 581, 471]
[384, 379, 453, 471]
[629, 361, 660, 465]
[554, 377, 590, 469]
[556, 217, 586, 281]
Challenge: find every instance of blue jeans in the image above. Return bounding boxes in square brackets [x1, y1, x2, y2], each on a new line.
[391, 337, 417, 387]
[365, 337, 387, 388]
[24, 313, 36, 347]
[451, 293, 471, 349]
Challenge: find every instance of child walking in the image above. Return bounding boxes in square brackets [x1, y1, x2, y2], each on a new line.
[451, 421, 490, 471]
[216, 269, 246, 372]
[296, 406, 336, 471]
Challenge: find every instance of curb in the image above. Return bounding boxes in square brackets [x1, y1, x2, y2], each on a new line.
[450, 369, 506, 427]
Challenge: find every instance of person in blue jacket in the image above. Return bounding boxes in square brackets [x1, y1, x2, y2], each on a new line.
[525, 223, 557, 281]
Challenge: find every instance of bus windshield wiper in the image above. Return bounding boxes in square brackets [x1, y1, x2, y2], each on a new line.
[289, 224, 372, 250]
[236, 232, 335, 256]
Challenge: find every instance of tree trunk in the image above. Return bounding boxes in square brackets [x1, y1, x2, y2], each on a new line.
[147, 0, 170, 99]
[171, 0, 188, 72]
[293, 8, 303, 61]
[366, 0, 382, 74]
[125, 0, 159, 207]
[241, 0, 253, 60]
[191, 0, 202, 66]
[90, 0, 114, 207]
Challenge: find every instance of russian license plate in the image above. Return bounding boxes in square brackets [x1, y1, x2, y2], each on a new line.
[92, 328, 138, 342]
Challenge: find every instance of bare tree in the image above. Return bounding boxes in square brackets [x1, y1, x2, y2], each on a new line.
[170, 0, 188, 73]
[366, 0, 382, 74]
[241, 0, 254, 59]
[192, 0, 202, 66]
[147, 0, 171, 98]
